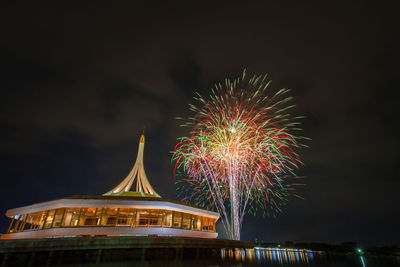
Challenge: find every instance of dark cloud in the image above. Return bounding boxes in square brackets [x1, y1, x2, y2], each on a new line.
[0, 1, 398, 245]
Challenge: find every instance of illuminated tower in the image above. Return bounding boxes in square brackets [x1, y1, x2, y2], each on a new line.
[103, 134, 160, 197]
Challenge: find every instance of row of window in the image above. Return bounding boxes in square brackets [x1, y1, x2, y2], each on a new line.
[8, 208, 216, 233]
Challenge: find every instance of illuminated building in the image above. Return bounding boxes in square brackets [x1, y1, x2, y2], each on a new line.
[1, 134, 219, 239]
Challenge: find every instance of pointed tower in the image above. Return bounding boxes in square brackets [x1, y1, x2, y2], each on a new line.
[103, 134, 160, 197]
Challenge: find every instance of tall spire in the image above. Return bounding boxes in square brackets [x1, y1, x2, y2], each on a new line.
[103, 133, 160, 197]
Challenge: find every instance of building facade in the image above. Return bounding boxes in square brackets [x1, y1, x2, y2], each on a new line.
[2, 134, 219, 239]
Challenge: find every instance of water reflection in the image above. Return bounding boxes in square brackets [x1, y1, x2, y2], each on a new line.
[221, 247, 326, 264]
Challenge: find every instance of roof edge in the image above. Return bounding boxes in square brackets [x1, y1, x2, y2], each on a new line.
[5, 195, 219, 219]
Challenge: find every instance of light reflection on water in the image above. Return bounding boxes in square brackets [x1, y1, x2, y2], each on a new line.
[47, 249, 400, 267]
[221, 247, 324, 264]
[218, 248, 400, 267]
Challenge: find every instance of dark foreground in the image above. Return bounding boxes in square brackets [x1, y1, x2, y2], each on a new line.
[0, 236, 399, 266]
[0, 236, 250, 265]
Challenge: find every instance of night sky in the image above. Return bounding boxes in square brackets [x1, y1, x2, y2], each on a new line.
[1, 2, 398, 246]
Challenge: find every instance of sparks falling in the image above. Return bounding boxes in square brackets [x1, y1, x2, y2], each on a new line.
[173, 70, 308, 240]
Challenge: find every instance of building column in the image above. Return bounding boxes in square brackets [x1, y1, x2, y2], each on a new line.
[76, 208, 83, 226]
[6, 217, 15, 233]
[59, 208, 66, 227]
[13, 216, 21, 232]
[98, 208, 104, 226]
[130, 210, 136, 228]
[19, 214, 27, 231]
[93, 208, 98, 226]
[135, 210, 140, 227]
[50, 210, 57, 228]
[40, 210, 49, 229]
[115, 208, 120, 226]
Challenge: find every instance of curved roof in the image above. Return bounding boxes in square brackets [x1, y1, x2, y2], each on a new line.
[6, 195, 219, 219]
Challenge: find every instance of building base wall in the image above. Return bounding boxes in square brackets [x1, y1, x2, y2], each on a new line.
[1, 226, 217, 240]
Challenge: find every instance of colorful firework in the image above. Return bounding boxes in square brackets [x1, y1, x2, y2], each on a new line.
[173, 70, 308, 240]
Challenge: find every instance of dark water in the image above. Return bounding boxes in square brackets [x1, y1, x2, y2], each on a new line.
[52, 248, 400, 267]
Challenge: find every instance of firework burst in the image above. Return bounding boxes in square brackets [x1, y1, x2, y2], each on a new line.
[173, 70, 308, 240]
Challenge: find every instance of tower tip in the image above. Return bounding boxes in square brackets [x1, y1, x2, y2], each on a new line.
[140, 133, 145, 144]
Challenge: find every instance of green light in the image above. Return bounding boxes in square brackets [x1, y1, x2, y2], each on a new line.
[357, 248, 363, 254]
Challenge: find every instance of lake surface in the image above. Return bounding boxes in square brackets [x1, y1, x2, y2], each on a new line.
[51, 247, 400, 267]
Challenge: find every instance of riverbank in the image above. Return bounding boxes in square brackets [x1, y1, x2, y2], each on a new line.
[0, 236, 252, 265]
